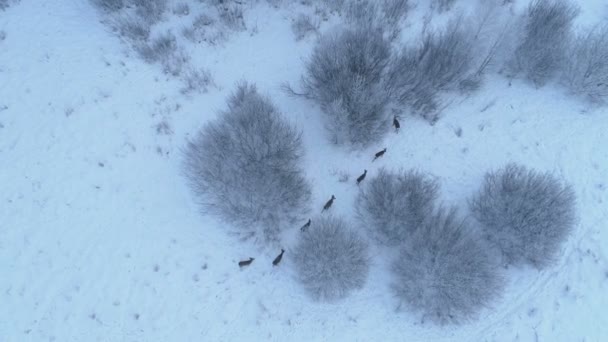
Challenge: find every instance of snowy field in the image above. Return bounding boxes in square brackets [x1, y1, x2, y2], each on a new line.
[1, 0, 608, 341]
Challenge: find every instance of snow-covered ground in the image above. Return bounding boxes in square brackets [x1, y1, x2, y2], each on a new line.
[1, 0, 607, 341]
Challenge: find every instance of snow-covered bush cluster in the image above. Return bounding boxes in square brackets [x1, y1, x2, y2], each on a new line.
[431, 0, 457, 13]
[292, 216, 369, 302]
[299, 2, 502, 139]
[355, 169, 501, 323]
[101, 0, 585, 327]
[297, 0, 608, 148]
[92, 0, 125, 12]
[470, 163, 576, 269]
[183, 83, 311, 246]
[503, 0, 608, 103]
[355, 168, 439, 246]
[181, 67, 214, 94]
[301, 27, 392, 147]
[387, 18, 484, 122]
[135, 31, 177, 63]
[133, 0, 168, 24]
[392, 207, 502, 325]
[92, 0, 257, 90]
[291, 14, 318, 41]
[561, 24, 608, 104]
[344, 0, 410, 40]
[351, 163, 575, 323]
[508, 0, 579, 87]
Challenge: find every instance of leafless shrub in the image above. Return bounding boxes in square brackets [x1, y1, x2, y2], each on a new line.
[133, 0, 168, 24]
[301, 27, 392, 147]
[393, 207, 502, 325]
[470, 163, 577, 269]
[293, 216, 370, 302]
[181, 67, 214, 94]
[561, 24, 608, 103]
[387, 14, 501, 122]
[117, 16, 150, 41]
[91, 0, 124, 12]
[355, 168, 439, 246]
[345, 0, 410, 41]
[135, 31, 177, 63]
[217, 3, 245, 31]
[161, 49, 190, 76]
[172, 2, 190, 16]
[509, 0, 579, 86]
[183, 83, 311, 245]
[432, 0, 457, 12]
[292, 14, 319, 41]
[194, 13, 215, 28]
[387, 18, 476, 122]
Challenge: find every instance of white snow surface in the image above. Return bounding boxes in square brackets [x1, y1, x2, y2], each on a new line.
[1, 1, 607, 341]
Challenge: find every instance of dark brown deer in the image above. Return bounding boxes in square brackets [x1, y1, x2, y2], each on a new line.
[272, 249, 285, 266]
[238, 257, 254, 268]
[300, 219, 311, 232]
[356, 170, 367, 186]
[393, 116, 400, 133]
[322, 195, 336, 212]
[373, 148, 387, 162]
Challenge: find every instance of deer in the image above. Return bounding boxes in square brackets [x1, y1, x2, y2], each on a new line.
[238, 257, 255, 268]
[322, 195, 336, 212]
[373, 148, 387, 162]
[393, 115, 400, 133]
[356, 170, 367, 186]
[272, 249, 285, 266]
[300, 219, 311, 232]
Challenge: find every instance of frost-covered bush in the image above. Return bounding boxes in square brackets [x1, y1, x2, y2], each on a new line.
[172, 2, 190, 16]
[355, 168, 439, 246]
[304, 0, 347, 13]
[387, 18, 480, 122]
[136, 31, 177, 63]
[432, 0, 457, 12]
[117, 16, 151, 41]
[345, 0, 410, 41]
[302, 27, 391, 147]
[181, 67, 214, 94]
[184, 83, 311, 245]
[392, 207, 502, 325]
[291, 14, 318, 41]
[293, 216, 369, 301]
[217, 3, 245, 31]
[133, 0, 168, 24]
[469, 163, 576, 269]
[561, 24, 608, 104]
[509, 0, 579, 86]
[160, 48, 189, 76]
[92, 0, 124, 12]
[381, 0, 410, 26]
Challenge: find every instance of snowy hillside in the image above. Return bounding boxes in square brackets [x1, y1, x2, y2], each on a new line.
[1, 0, 607, 341]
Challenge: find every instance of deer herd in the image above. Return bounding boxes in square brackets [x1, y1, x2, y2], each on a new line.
[238, 116, 400, 269]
